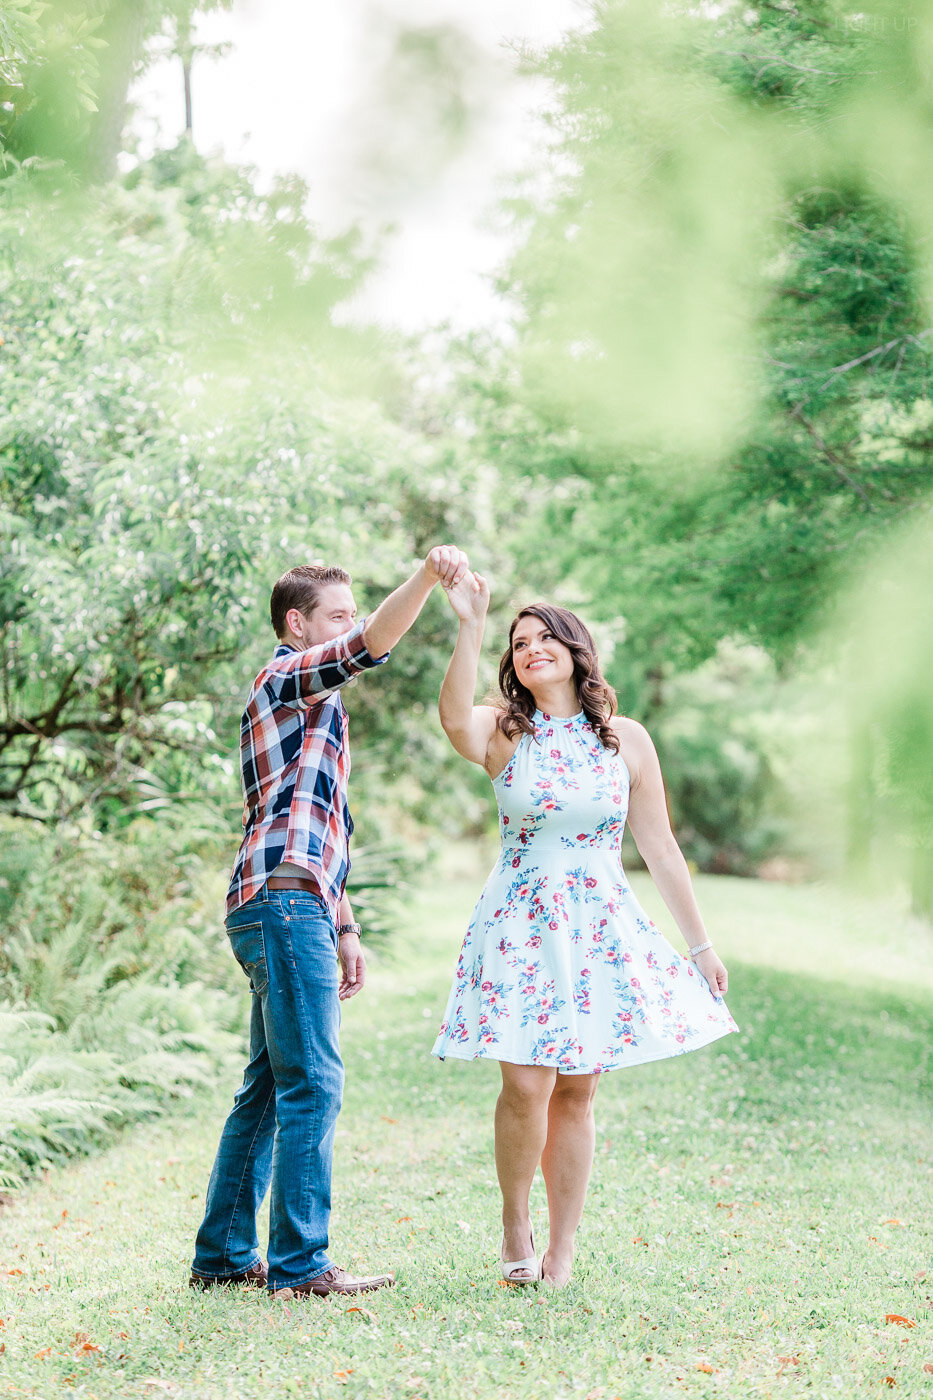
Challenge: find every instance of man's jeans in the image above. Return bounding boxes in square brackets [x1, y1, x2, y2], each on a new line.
[191, 886, 343, 1290]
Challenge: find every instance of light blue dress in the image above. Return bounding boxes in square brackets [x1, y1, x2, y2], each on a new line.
[432, 710, 738, 1074]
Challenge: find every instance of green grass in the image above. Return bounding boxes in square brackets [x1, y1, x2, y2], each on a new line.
[1, 860, 932, 1399]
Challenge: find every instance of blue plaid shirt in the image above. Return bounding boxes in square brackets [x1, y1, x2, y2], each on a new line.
[226, 619, 389, 921]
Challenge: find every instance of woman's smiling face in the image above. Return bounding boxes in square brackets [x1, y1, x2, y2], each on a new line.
[510, 616, 575, 691]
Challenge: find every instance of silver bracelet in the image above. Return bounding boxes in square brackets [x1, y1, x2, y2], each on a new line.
[687, 940, 713, 958]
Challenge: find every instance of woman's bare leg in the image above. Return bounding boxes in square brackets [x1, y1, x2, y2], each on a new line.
[539, 1072, 600, 1285]
[495, 1062, 555, 1279]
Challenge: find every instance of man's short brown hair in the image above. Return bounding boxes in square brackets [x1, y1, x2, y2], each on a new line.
[270, 564, 352, 638]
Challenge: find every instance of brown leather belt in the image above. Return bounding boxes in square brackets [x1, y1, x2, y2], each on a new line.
[266, 877, 321, 895]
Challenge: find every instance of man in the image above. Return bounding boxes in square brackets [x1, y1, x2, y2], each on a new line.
[189, 544, 470, 1298]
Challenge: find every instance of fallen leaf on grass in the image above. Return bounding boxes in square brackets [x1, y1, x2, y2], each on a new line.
[696, 1362, 715, 1373]
[5, 1269, 22, 1277]
[886, 1315, 916, 1328]
[379, 1116, 398, 1124]
[396, 1216, 412, 1222]
[34, 1346, 53, 1359]
[922, 1363, 933, 1374]
[882, 1219, 903, 1226]
[882, 1378, 896, 1388]
[346, 1306, 377, 1323]
[868, 1237, 889, 1250]
[333, 1369, 354, 1382]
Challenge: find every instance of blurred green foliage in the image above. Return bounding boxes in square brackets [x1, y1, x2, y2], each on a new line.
[443, 0, 933, 906]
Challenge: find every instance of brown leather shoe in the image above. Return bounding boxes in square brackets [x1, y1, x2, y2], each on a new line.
[274, 1266, 394, 1299]
[189, 1260, 268, 1290]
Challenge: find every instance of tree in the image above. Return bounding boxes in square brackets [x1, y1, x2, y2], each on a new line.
[0, 0, 231, 180]
[437, 0, 933, 894]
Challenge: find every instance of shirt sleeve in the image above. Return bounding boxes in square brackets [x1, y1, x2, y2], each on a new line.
[263, 618, 390, 708]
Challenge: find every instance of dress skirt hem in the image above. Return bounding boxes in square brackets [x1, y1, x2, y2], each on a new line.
[432, 1018, 737, 1075]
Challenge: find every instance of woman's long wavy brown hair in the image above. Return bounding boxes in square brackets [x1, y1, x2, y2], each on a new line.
[496, 604, 620, 753]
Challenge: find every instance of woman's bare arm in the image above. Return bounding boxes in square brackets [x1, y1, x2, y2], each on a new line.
[438, 573, 501, 769]
[617, 717, 728, 995]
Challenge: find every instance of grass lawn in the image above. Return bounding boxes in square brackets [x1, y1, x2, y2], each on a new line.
[1, 858, 932, 1399]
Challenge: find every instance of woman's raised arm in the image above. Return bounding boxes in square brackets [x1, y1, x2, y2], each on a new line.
[438, 572, 499, 768]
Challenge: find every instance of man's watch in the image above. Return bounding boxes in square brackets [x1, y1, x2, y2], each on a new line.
[337, 922, 363, 939]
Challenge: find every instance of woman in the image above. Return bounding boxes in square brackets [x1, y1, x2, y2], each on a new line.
[432, 573, 738, 1288]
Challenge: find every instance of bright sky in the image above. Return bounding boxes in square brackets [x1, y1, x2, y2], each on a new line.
[131, 0, 584, 330]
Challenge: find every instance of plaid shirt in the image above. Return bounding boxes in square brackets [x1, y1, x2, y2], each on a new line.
[226, 619, 389, 921]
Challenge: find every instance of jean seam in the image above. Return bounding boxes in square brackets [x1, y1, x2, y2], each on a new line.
[280, 907, 340, 1283]
[219, 1061, 276, 1266]
[282, 913, 317, 1268]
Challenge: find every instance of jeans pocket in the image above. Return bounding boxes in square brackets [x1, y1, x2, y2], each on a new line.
[225, 919, 269, 996]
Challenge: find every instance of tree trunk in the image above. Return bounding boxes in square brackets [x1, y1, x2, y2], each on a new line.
[183, 56, 193, 136]
[85, 0, 148, 182]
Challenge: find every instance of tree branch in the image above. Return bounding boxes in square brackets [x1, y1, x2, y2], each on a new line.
[713, 50, 851, 79]
[788, 406, 878, 509]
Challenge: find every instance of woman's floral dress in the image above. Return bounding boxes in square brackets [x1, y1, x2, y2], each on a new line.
[432, 710, 738, 1074]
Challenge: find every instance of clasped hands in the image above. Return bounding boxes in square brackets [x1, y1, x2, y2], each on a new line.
[424, 546, 489, 622]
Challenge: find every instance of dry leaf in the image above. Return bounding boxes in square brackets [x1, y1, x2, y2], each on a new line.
[346, 1305, 377, 1322]
[696, 1361, 714, 1373]
[885, 1315, 916, 1328]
